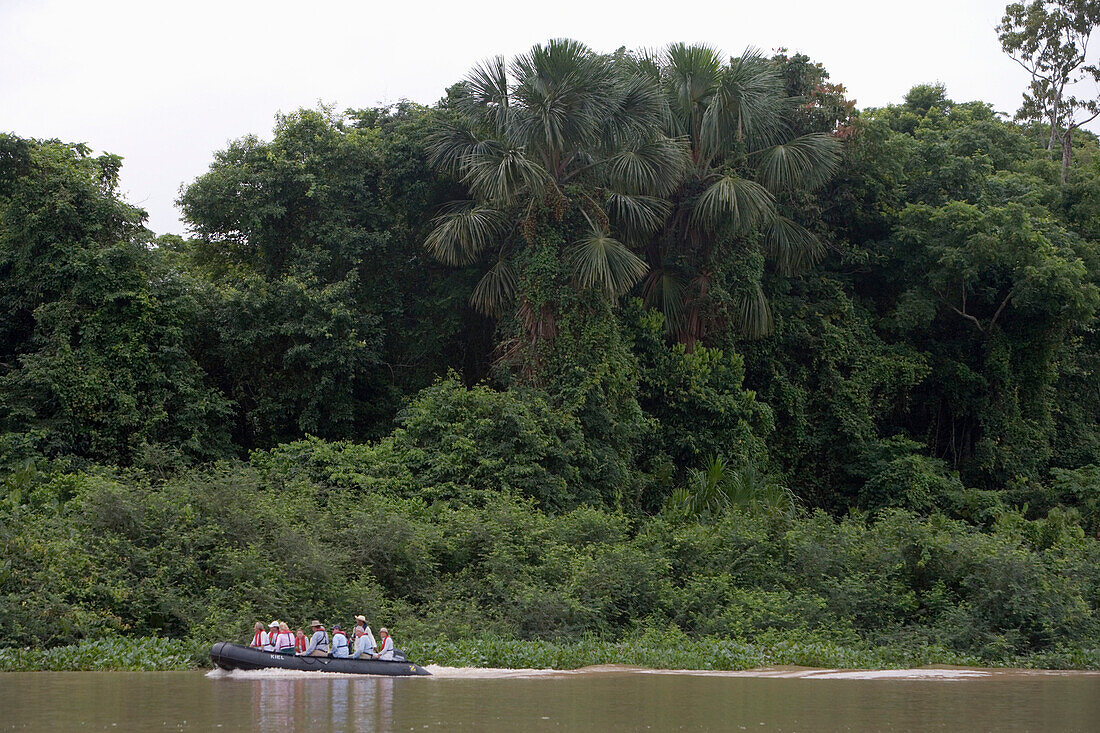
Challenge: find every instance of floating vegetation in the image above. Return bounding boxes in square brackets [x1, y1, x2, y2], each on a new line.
[0, 637, 206, 672]
[3, 631, 1095, 672]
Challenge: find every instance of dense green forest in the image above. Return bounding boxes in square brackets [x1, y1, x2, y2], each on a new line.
[3, 41, 1100, 669]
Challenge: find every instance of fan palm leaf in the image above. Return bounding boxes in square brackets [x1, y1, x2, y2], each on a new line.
[754, 133, 842, 192]
[602, 136, 690, 196]
[470, 257, 517, 316]
[663, 43, 724, 140]
[424, 203, 506, 266]
[568, 230, 649, 297]
[689, 175, 775, 234]
[511, 39, 616, 162]
[601, 72, 669, 146]
[736, 283, 774, 338]
[461, 143, 549, 203]
[426, 120, 485, 175]
[642, 267, 687, 334]
[458, 56, 512, 132]
[763, 215, 826, 275]
[699, 49, 784, 160]
[606, 192, 670, 241]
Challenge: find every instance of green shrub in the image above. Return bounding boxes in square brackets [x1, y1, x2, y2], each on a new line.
[2, 442, 1100, 669]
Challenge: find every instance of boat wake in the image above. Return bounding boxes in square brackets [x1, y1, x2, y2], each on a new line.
[420, 665, 1001, 680]
[207, 665, 1095, 681]
[206, 667, 390, 680]
[205, 665, 566, 680]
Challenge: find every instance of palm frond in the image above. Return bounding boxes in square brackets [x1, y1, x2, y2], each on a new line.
[668, 454, 731, 517]
[602, 136, 690, 196]
[663, 43, 724, 138]
[461, 144, 548, 203]
[510, 39, 616, 159]
[606, 192, 670, 240]
[602, 72, 669, 146]
[426, 120, 484, 174]
[642, 267, 687, 334]
[568, 231, 649, 297]
[664, 486, 694, 515]
[689, 175, 775, 234]
[699, 48, 784, 159]
[668, 455, 796, 518]
[458, 56, 512, 132]
[762, 215, 826, 275]
[724, 462, 797, 515]
[469, 257, 517, 316]
[424, 202, 505, 265]
[754, 133, 841, 192]
[620, 48, 664, 86]
[735, 283, 774, 338]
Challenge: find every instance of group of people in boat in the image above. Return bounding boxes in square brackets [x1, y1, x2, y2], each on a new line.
[249, 616, 396, 660]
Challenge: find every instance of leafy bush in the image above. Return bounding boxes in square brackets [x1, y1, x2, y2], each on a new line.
[2, 441, 1100, 669]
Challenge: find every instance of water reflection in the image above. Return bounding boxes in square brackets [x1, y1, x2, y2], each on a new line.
[248, 674, 396, 731]
[4, 668, 1100, 732]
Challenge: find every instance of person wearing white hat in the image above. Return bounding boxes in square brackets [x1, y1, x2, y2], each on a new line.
[263, 621, 279, 652]
[373, 627, 395, 661]
[274, 622, 295, 654]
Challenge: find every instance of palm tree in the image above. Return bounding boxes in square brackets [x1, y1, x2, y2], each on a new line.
[424, 39, 688, 339]
[640, 45, 842, 344]
[665, 454, 797, 519]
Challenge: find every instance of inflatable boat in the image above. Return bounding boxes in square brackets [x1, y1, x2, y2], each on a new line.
[209, 641, 432, 676]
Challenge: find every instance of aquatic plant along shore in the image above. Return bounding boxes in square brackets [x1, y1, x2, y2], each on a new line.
[2, 631, 1098, 673]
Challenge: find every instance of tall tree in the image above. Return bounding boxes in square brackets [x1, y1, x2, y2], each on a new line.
[426, 41, 690, 504]
[639, 45, 842, 343]
[179, 106, 479, 447]
[998, 0, 1100, 183]
[835, 86, 1100, 489]
[425, 39, 688, 330]
[0, 135, 231, 463]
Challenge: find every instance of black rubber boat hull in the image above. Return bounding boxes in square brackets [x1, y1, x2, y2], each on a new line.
[210, 641, 432, 676]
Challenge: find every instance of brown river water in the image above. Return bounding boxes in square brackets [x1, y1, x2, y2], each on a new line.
[3, 665, 1099, 731]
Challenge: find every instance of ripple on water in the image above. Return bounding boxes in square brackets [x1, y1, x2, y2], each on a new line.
[205, 665, 1099, 681]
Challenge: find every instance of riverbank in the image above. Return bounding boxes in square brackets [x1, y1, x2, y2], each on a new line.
[3, 634, 1097, 673]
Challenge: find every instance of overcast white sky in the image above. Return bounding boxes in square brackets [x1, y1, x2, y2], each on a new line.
[2, 0, 1095, 235]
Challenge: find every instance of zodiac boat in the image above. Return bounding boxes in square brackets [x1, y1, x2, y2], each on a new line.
[209, 641, 432, 676]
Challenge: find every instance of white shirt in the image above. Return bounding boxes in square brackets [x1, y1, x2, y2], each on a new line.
[352, 633, 375, 659]
[377, 635, 394, 661]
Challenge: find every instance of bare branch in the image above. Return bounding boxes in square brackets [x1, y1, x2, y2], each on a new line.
[935, 287, 985, 332]
[988, 291, 1012, 331]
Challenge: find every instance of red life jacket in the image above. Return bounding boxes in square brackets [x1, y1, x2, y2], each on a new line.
[295, 635, 307, 652]
[251, 630, 265, 648]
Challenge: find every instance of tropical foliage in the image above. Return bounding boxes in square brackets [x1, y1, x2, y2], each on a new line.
[3, 32, 1100, 670]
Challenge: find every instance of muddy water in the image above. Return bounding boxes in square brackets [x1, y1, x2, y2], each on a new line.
[4, 665, 1099, 731]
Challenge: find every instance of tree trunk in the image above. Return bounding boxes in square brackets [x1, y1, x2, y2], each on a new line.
[1048, 89, 1062, 152]
[1061, 126, 1073, 185]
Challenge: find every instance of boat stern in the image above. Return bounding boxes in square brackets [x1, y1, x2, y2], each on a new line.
[209, 641, 232, 670]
